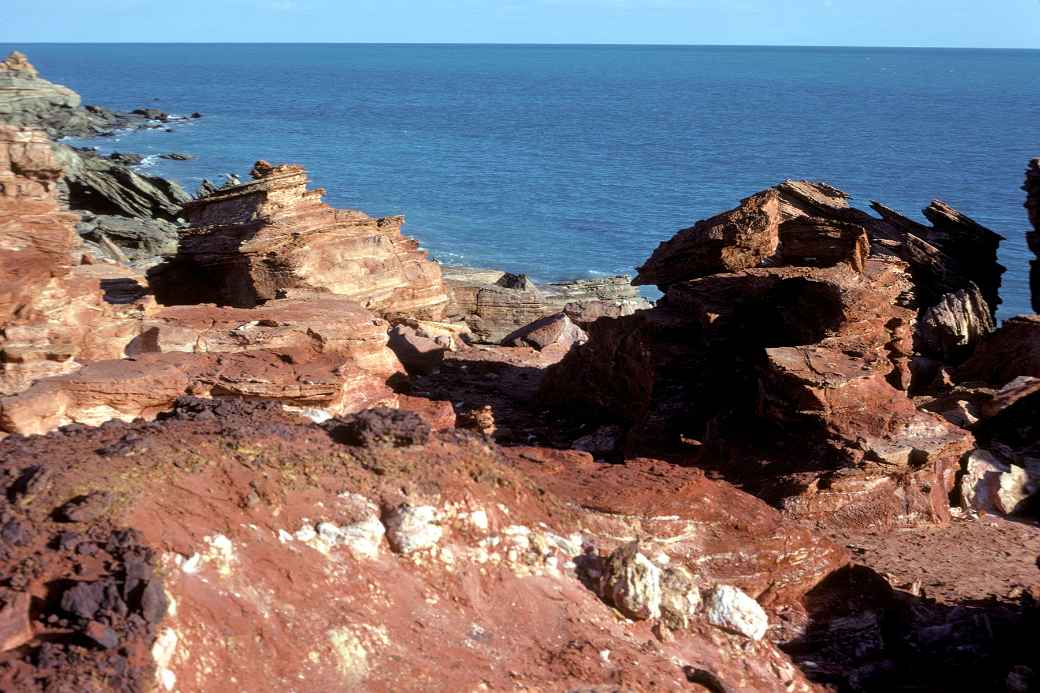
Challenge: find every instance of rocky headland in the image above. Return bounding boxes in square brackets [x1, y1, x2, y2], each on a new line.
[0, 49, 1038, 692]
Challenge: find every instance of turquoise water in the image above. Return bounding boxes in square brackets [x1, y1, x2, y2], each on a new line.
[7, 43, 1038, 317]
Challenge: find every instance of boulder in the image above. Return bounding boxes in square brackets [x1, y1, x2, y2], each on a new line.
[387, 323, 447, 375]
[151, 161, 450, 320]
[960, 449, 1037, 516]
[705, 585, 769, 641]
[502, 313, 587, 351]
[599, 542, 663, 620]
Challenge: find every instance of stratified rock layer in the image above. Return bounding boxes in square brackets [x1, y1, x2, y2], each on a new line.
[0, 125, 157, 396]
[545, 181, 1000, 529]
[0, 130, 405, 435]
[153, 161, 450, 320]
[0, 296, 404, 436]
[444, 267, 650, 343]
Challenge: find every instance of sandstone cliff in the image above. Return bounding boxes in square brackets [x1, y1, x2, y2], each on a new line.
[152, 161, 451, 320]
[0, 125, 158, 396]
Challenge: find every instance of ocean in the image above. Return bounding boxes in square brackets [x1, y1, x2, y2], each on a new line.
[6, 43, 1038, 318]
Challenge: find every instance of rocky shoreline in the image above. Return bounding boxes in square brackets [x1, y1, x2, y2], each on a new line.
[0, 50, 1038, 692]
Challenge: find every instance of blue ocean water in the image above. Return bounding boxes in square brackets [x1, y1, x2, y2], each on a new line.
[6, 43, 1038, 318]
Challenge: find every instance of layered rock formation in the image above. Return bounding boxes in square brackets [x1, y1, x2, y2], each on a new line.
[0, 296, 405, 436]
[444, 267, 650, 343]
[152, 161, 450, 320]
[54, 146, 190, 222]
[0, 126, 408, 436]
[0, 125, 157, 396]
[544, 181, 1005, 529]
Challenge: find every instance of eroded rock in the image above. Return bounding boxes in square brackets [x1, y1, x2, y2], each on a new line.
[152, 161, 450, 320]
[599, 542, 662, 620]
[543, 180, 997, 529]
[705, 584, 769, 641]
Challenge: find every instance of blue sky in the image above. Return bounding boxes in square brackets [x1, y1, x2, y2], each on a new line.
[5, 0, 1040, 47]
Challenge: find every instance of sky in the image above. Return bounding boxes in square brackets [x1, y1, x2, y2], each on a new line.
[4, 0, 1040, 48]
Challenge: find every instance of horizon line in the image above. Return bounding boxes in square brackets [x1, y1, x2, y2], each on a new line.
[4, 41, 1040, 51]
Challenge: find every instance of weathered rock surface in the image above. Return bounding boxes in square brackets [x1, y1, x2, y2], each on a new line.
[0, 125, 157, 396]
[151, 161, 449, 320]
[75, 212, 180, 268]
[54, 145, 191, 222]
[503, 312, 588, 352]
[0, 51, 194, 266]
[1024, 158, 1040, 312]
[636, 180, 1004, 344]
[544, 181, 998, 529]
[443, 266, 650, 343]
[386, 323, 448, 375]
[706, 584, 769, 641]
[0, 129, 409, 435]
[959, 449, 1037, 516]
[958, 315, 1040, 387]
[0, 296, 405, 435]
[0, 400, 835, 692]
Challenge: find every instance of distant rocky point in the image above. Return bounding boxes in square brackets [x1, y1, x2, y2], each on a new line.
[0, 51, 198, 139]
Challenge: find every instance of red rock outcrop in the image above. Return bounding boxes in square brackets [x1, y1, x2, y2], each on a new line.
[152, 161, 450, 320]
[0, 125, 158, 396]
[0, 400, 840, 691]
[545, 181, 995, 529]
[1026, 158, 1040, 312]
[0, 130, 408, 436]
[0, 296, 404, 436]
[636, 180, 1005, 354]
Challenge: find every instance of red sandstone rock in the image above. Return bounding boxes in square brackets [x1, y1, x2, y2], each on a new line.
[0, 125, 158, 396]
[387, 323, 447, 375]
[0, 131, 413, 435]
[0, 592, 32, 653]
[958, 315, 1040, 387]
[544, 182, 997, 529]
[0, 295, 406, 436]
[152, 161, 449, 320]
[0, 400, 832, 691]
